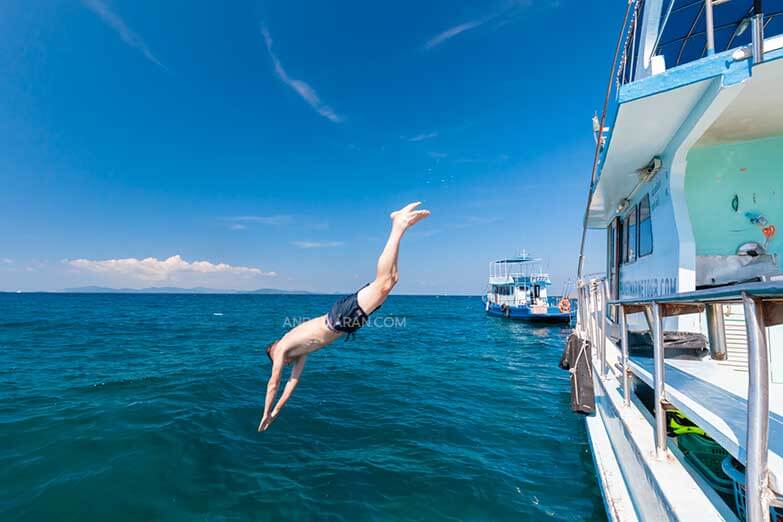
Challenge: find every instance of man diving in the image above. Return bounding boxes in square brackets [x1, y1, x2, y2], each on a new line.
[258, 202, 431, 432]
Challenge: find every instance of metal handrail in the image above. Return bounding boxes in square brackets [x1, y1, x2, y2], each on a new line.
[613, 281, 783, 522]
[576, 1, 636, 280]
[616, 0, 777, 84]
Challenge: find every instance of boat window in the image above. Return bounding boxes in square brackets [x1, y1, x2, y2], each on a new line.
[607, 222, 615, 270]
[638, 194, 653, 257]
[622, 213, 630, 263]
[626, 205, 637, 263]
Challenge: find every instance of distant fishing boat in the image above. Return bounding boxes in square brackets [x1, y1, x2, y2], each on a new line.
[483, 251, 572, 323]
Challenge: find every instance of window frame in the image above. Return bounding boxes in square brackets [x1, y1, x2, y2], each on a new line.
[638, 193, 653, 258]
[623, 212, 631, 264]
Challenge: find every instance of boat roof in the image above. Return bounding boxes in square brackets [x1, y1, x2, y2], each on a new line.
[492, 256, 541, 264]
[586, 4, 783, 229]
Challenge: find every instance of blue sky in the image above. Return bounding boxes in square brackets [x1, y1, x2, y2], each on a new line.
[1, 0, 618, 294]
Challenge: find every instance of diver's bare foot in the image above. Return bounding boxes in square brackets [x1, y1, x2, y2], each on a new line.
[391, 202, 431, 231]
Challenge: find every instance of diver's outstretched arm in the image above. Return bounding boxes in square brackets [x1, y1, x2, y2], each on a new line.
[259, 348, 285, 431]
[269, 354, 307, 422]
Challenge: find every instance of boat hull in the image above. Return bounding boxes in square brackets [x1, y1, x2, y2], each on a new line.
[583, 332, 738, 521]
[485, 302, 571, 323]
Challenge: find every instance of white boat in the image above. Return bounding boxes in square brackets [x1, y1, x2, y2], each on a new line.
[483, 251, 572, 323]
[571, 1, 783, 520]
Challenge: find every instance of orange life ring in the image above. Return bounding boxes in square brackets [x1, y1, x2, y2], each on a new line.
[559, 298, 571, 314]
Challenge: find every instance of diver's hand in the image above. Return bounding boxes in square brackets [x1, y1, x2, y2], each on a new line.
[258, 413, 272, 432]
[390, 202, 430, 231]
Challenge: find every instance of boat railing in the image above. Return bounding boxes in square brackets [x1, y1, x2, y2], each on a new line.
[488, 273, 550, 284]
[585, 281, 783, 522]
[617, 0, 776, 87]
[576, 277, 609, 378]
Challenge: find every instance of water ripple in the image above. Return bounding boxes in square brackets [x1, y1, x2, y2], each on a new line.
[0, 294, 602, 521]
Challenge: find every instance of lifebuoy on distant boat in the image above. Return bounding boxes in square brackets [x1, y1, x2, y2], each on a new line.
[559, 297, 571, 314]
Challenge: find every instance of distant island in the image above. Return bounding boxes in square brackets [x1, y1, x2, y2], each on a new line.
[61, 286, 312, 295]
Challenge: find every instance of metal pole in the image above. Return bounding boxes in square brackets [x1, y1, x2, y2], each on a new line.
[652, 302, 668, 455]
[600, 280, 608, 378]
[588, 285, 596, 356]
[583, 286, 591, 342]
[743, 292, 771, 522]
[592, 285, 604, 376]
[751, 10, 765, 64]
[705, 0, 716, 55]
[620, 304, 631, 406]
[576, 1, 635, 280]
[706, 303, 728, 360]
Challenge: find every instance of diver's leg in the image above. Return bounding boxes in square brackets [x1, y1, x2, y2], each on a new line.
[357, 202, 430, 314]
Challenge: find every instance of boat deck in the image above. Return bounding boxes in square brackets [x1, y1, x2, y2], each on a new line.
[629, 354, 783, 494]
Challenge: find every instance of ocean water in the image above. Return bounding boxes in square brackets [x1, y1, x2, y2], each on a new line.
[0, 294, 603, 521]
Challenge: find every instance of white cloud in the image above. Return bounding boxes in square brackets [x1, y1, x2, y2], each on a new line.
[261, 26, 342, 123]
[1, 258, 12, 264]
[424, 18, 490, 50]
[226, 214, 293, 225]
[67, 255, 276, 285]
[424, 2, 530, 50]
[229, 223, 247, 230]
[454, 216, 501, 228]
[82, 0, 167, 70]
[428, 151, 448, 159]
[407, 132, 438, 142]
[291, 241, 344, 249]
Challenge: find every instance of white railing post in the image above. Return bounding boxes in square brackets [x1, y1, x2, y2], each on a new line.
[705, 0, 716, 56]
[706, 303, 728, 360]
[580, 285, 588, 337]
[752, 1, 765, 65]
[591, 283, 602, 375]
[743, 292, 771, 522]
[620, 304, 631, 406]
[652, 302, 668, 455]
[599, 280, 608, 378]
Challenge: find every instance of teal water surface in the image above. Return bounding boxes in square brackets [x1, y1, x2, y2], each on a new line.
[0, 294, 602, 521]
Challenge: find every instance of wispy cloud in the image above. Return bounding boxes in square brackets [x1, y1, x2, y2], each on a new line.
[261, 26, 342, 123]
[424, 2, 529, 50]
[67, 255, 276, 283]
[229, 223, 247, 231]
[406, 132, 438, 142]
[454, 216, 501, 228]
[411, 228, 440, 238]
[424, 18, 492, 50]
[291, 241, 344, 249]
[428, 151, 448, 159]
[1, 258, 12, 265]
[226, 215, 294, 226]
[82, 0, 166, 70]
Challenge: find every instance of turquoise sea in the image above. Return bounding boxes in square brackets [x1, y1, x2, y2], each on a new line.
[0, 294, 602, 521]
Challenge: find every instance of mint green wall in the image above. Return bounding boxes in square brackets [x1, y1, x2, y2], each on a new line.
[685, 136, 783, 267]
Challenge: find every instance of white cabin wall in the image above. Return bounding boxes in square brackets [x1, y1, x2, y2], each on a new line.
[619, 79, 746, 334]
[617, 167, 695, 332]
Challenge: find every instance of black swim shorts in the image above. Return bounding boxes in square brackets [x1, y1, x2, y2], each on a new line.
[326, 285, 377, 334]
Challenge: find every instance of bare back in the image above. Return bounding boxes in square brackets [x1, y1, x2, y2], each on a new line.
[279, 315, 342, 358]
